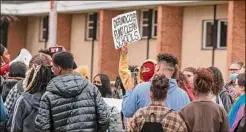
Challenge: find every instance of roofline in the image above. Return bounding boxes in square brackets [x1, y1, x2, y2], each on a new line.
[1, 1, 228, 15]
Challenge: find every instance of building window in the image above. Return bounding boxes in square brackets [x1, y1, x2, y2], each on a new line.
[152, 9, 158, 38]
[217, 20, 227, 49]
[202, 19, 227, 49]
[140, 9, 158, 39]
[86, 13, 99, 40]
[39, 16, 49, 42]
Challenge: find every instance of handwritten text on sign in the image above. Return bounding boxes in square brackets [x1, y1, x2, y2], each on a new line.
[112, 11, 141, 49]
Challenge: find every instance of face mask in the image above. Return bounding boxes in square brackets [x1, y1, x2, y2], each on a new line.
[230, 73, 238, 81]
[94, 84, 102, 90]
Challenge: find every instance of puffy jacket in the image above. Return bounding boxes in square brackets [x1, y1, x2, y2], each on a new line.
[11, 92, 42, 132]
[35, 73, 109, 132]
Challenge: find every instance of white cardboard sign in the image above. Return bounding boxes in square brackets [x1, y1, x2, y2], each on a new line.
[112, 11, 141, 49]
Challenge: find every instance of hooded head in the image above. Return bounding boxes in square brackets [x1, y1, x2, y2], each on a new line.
[140, 59, 156, 82]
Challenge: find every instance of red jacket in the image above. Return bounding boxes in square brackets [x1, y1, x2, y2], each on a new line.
[1, 63, 9, 76]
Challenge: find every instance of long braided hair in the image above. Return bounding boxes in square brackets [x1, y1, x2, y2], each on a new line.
[25, 65, 53, 94]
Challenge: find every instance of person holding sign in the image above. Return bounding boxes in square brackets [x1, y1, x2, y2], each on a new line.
[119, 42, 156, 91]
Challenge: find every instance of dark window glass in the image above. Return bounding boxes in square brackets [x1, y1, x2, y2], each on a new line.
[154, 10, 157, 24]
[143, 11, 149, 19]
[205, 22, 213, 47]
[88, 29, 94, 39]
[154, 26, 157, 37]
[220, 21, 227, 47]
[142, 26, 148, 37]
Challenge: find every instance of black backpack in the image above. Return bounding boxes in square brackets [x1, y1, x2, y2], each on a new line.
[141, 109, 173, 132]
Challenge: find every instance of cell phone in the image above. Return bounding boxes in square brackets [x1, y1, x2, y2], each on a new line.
[49, 46, 63, 54]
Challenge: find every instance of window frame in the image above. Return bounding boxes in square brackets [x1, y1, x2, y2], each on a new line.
[151, 9, 158, 38]
[202, 19, 214, 50]
[86, 12, 99, 41]
[202, 19, 228, 50]
[140, 9, 149, 39]
[39, 16, 49, 42]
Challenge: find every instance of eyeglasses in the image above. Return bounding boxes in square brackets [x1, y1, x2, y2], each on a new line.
[229, 68, 240, 72]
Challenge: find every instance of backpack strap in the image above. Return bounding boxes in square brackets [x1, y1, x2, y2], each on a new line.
[216, 96, 220, 104]
[160, 109, 173, 122]
[148, 109, 173, 123]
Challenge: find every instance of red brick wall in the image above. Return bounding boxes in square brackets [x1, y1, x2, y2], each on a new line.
[98, 10, 123, 80]
[227, 1, 245, 70]
[57, 14, 72, 51]
[157, 6, 183, 66]
[7, 16, 27, 59]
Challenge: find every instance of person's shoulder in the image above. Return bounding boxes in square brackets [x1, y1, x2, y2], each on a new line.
[134, 82, 151, 91]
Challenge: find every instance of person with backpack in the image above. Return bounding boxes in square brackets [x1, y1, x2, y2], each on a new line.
[35, 52, 109, 131]
[208, 67, 232, 112]
[179, 68, 229, 132]
[2, 61, 27, 102]
[10, 64, 53, 132]
[129, 74, 187, 132]
[229, 73, 245, 128]
[123, 53, 190, 118]
[93, 73, 123, 131]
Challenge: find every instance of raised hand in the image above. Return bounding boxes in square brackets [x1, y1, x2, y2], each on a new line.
[121, 42, 128, 54]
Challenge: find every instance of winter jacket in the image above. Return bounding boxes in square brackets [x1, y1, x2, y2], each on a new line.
[11, 92, 42, 132]
[0, 95, 7, 131]
[35, 73, 109, 132]
[229, 94, 246, 128]
[2, 78, 22, 102]
[0, 64, 9, 76]
[220, 89, 233, 113]
[122, 79, 190, 118]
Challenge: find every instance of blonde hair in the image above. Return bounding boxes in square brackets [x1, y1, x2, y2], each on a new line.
[74, 66, 89, 79]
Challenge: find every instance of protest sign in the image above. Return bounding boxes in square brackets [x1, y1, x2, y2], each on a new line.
[112, 11, 141, 49]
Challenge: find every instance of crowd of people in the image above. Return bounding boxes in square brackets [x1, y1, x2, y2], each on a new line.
[0, 42, 245, 132]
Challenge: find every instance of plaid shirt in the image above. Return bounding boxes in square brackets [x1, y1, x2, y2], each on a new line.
[129, 101, 188, 132]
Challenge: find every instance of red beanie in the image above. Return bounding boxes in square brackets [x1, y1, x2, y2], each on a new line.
[140, 62, 155, 82]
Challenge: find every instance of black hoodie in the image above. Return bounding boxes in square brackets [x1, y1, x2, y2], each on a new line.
[10, 92, 42, 132]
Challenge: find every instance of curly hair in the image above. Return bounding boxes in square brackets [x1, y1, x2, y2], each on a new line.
[194, 68, 213, 94]
[150, 74, 170, 101]
[157, 53, 178, 67]
[157, 53, 179, 79]
[208, 66, 224, 95]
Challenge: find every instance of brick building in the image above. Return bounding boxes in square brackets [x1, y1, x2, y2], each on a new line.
[1, 1, 245, 81]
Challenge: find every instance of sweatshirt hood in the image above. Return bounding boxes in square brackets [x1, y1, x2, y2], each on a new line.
[22, 92, 42, 109]
[46, 73, 88, 98]
[168, 79, 178, 93]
